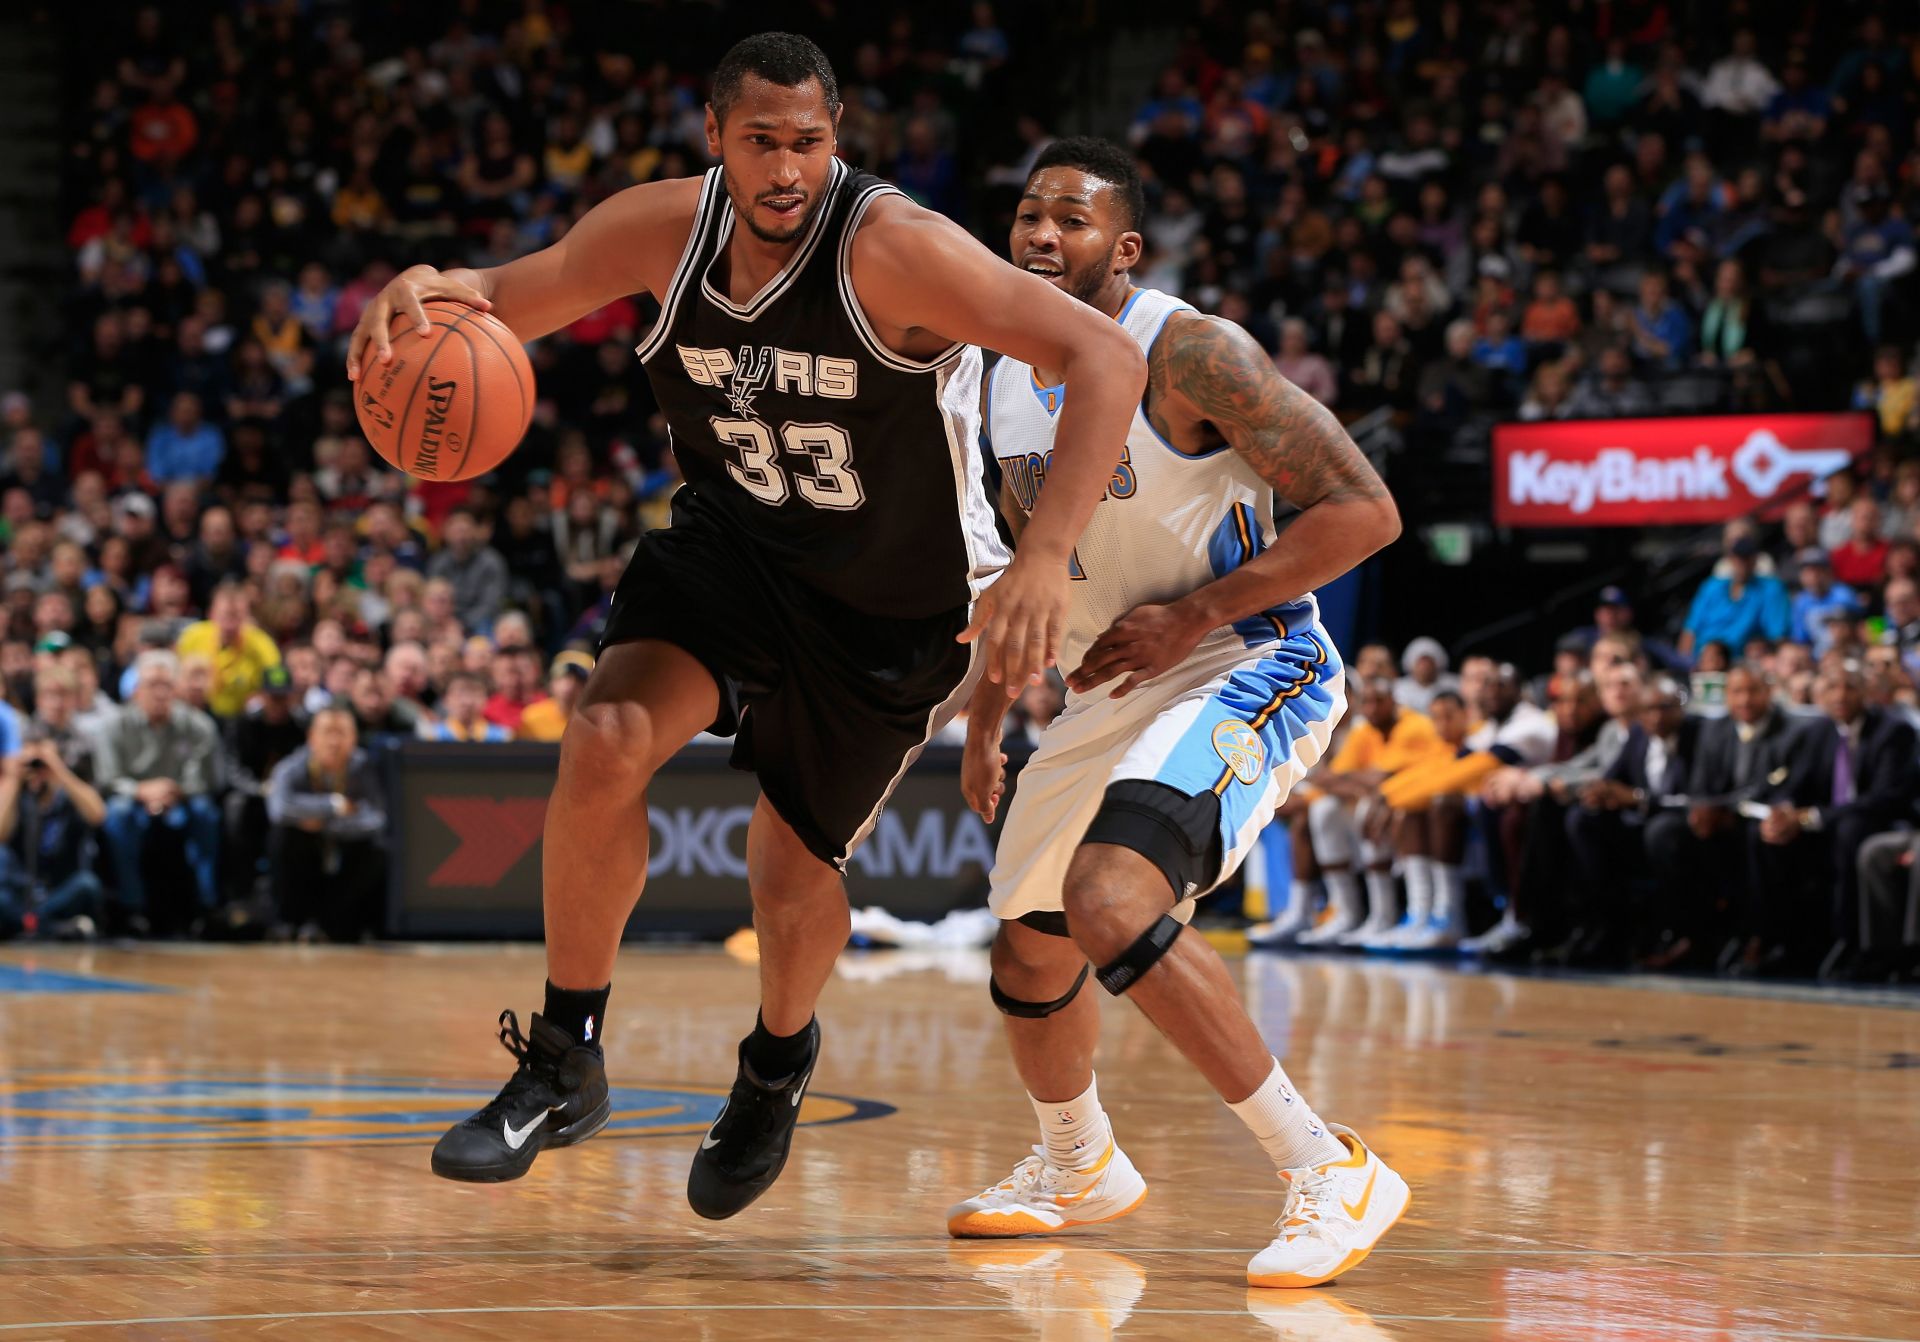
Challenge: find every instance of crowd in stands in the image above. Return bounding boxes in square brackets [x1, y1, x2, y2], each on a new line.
[1252, 515, 1920, 984]
[18, 0, 1920, 977]
[1127, 3, 1919, 440]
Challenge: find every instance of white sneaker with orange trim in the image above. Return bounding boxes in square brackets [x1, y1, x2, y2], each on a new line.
[1246, 1125, 1409, 1289]
[946, 1141, 1148, 1238]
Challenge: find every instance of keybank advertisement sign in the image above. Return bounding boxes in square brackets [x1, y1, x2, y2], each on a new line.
[391, 743, 998, 936]
[1492, 413, 1873, 527]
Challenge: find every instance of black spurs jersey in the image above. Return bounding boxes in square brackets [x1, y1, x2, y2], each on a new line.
[635, 158, 1008, 619]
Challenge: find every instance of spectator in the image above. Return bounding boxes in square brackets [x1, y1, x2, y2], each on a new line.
[266, 707, 387, 943]
[145, 391, 225, 484]
[174, 581, 281, 719]
[344, 667, 413, 741]
[95, 650, 222, 927]
[1836, 185, 1915, 346]
[0, 728, 107, 941]
[1568, 587, 1689, 676]
[1473, 664, 1629, 952]
[1680, 536, 1791, 660]
[1417, 320, 1495, 421]
[1294, 677, 1451, 949]
[1394, 637, 1456, 713]
[1520, 269, 1580, 345]
[1853, 829, 1920, 982]
[1630, 271, 1693, 371]
[1819, 472, 1860, 551]
[183, 505, 247, 607]
[1830, 498, 1890, 590]
[1648, 666, 1796, 973]
[1790, 550, 1862, 653]
[421, 672, 511, 742]
[426, 508, 508, 634]
[1557, 677, 1699, 967]
[1700, 29, 1780, 118]
[1272, 319, 1336, 406]
[1565, 345, 1653, 418]
[519, 650, 592, 742]
[482, 647, 546, 734]
[221, 664, 307, 901]
[1754, 663, 1917, 979]
[1856, 347, 1918, 442]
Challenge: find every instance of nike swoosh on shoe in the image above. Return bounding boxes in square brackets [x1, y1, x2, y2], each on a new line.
[701, 1100, 729, 1149]
[503, 1110, 549, 1151]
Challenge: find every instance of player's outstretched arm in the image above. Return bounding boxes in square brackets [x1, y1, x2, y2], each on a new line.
[850, 200, 1147, 694]
[347, 177, 702, 381]
[1071, 313, 1400, 697]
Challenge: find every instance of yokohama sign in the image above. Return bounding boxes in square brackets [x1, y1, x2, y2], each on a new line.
[1492, 414, 1875, 527]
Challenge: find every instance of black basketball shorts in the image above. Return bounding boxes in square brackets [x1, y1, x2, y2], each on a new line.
[599, 490, 978, 869]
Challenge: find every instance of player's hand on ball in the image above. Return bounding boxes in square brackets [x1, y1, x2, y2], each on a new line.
[1069, 601, 1210, 698]
[346, 265, 492, 382]
[960, 556, 1068, 697]
[961, 734, 1008, 823]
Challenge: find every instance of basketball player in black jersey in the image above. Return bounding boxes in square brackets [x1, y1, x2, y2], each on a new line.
[345, 35, 1145, 1215]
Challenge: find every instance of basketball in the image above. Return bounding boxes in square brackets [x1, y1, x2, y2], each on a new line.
[354, 298, 534, 481]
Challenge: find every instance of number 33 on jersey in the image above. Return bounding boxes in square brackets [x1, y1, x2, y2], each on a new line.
[636, 159, 1005, 620]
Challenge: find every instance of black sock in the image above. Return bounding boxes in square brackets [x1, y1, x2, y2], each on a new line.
[542, 980, 610, 1051]
[743, 1011, 815, 1080]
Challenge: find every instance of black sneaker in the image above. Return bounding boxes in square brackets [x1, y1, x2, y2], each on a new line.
[686, 1019, 819, 1220]
[431, 1010, 611, 1183]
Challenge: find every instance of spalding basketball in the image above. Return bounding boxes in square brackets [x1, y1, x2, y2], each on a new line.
[355, 298, 535, 481]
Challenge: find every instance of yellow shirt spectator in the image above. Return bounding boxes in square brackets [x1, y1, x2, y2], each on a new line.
[176, 618, 282, 718]
[519, 699, 566, 742]
[1328, 708, 1449, 776]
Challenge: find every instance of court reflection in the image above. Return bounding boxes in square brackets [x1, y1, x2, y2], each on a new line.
[1245, 1289, 1398, 1340]
[947, 1243, 1147, 1341]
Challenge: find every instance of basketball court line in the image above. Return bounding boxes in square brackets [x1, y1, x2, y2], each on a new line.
[0, 1303, 1910, 1340]
[3, 1245, 1914, 1265]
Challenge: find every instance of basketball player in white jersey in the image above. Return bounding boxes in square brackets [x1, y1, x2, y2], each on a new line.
[945, 139, 1407, 1288]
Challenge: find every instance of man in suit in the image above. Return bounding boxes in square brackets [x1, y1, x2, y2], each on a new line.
[1558, 677, 1700, 966]
[1645, 665, 1795, 970]
[1754, 662, 1917, 978]
[1852, 830, 1920, 982]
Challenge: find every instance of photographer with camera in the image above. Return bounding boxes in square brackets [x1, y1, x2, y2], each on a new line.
[0, 725, 107, 941]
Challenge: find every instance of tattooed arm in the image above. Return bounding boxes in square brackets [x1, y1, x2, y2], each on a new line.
[1070, 313, 1400, 696]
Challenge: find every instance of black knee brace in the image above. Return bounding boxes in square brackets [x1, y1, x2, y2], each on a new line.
[1095, 912, 1185, 995]
[991, 964, 1090, 1018]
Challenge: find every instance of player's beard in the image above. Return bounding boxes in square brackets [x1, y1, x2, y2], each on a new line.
[724, 167, 818, 244]
[1064, 243, 1118, 308]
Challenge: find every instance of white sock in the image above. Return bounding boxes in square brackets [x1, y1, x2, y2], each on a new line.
[1402, 856, 1434, 924]
[1323, 871, 1362, 921]
[1363, 869, 1399, 927]
[1031, 1075, 1111, 1171]
[1432, 863, 1466, 930]
[1227, 1058, 1346, 1171]
[1287, 878, 1317, 919]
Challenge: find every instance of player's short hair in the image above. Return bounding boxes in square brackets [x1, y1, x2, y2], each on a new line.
[1028, 137, 1146, 232]
[711, 33, 840, 125]
[1428, 690, 1465, 710]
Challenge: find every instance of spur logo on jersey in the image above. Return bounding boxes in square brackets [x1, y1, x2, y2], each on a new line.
[1211, 720, 1267, 785]
[0, 1072, 892, 1150]
[676, 343, 860, 418]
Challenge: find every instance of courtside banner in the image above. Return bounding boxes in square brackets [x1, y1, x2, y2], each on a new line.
[1492, 413, 1875, 527]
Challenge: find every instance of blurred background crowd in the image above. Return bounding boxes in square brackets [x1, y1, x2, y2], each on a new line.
[3, 0, 1916, 981]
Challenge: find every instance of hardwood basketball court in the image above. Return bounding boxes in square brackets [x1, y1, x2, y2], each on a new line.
[2, 943, 1915, 1339]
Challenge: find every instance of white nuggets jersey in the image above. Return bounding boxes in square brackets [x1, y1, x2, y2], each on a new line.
[984, 287, 1319, 685]
[982, 287, 1346, 919]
